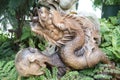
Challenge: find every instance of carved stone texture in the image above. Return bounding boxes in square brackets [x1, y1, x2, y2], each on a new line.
[15, 0, 111, 78]
[15, 47, 48, 77]
[15, 47, 67, 77]
[38, 0, 77, 10]
[31, 6, 110, 70]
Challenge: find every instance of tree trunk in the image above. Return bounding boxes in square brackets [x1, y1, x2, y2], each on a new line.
[15, 10, 24, 39]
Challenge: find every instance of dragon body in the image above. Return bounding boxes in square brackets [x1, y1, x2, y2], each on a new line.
[31, 7, 110, 70]
[50, 10, 110, 69]
[59, 17, 109, 69]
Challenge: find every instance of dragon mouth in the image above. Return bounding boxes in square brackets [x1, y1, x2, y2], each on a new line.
[30, 21, 74, 47]
[30, 21, 62, 46]
[30, 7, 75, 46]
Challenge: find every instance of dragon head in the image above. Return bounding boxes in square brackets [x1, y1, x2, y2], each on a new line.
[30, 7, 65, 46]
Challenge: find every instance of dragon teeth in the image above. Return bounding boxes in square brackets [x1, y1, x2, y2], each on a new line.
[61, 37, 71, 41]
[57, 41, 65, 45]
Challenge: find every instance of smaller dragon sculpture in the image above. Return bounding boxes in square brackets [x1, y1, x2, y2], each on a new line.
[15, 47, 68, 77]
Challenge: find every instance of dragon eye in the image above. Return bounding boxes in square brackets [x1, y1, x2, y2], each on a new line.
[38, 8, 43, 14]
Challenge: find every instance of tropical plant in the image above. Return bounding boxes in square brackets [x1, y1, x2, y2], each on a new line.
[92, 0, 120, 8]
[0, 0, 120, 80]
[18, 25, 47, 50]
[100, 13, 120, 61]
[0, 0, 37, 39]
[0, 18, 120, 79]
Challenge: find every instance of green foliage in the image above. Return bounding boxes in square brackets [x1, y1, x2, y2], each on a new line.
[94, 74, 112, 79]
[0, 32, 17, 80]
[79, 63, 120, 80]
[0, 35, 18, 80]
[92, 0, 120, 8]
[61, 71, 81, 80]
[17, 25, 47, 51]
[0, 0, 37, 43]
[0, 36, 16, 58]
[0, 0, 9, 16]
[1, 0, 37, 23]
[0, 6, 120, 80]
[100, 15, 120, 61]
[0, 31, 9, 44]
[0, 60, 18, 80]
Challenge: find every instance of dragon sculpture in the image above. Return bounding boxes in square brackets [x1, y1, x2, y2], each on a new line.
[15, 0, 111, 78]
[30, 7, 110, 69]
[15, 47, 67, 77]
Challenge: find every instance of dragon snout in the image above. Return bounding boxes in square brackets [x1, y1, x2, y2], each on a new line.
[31, 16, 39, 22]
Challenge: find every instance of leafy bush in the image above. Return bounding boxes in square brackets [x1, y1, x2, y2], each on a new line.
[18, 25, 47, 51]
[100, 15, 120, 61]
[0, 14, 120, 80]
[92, 0, 120, 8]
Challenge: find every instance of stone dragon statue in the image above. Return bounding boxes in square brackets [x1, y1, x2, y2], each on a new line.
[15, 47, 67, 77]
[15, 0, 111, 78]
[30, 7, 110, 69]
